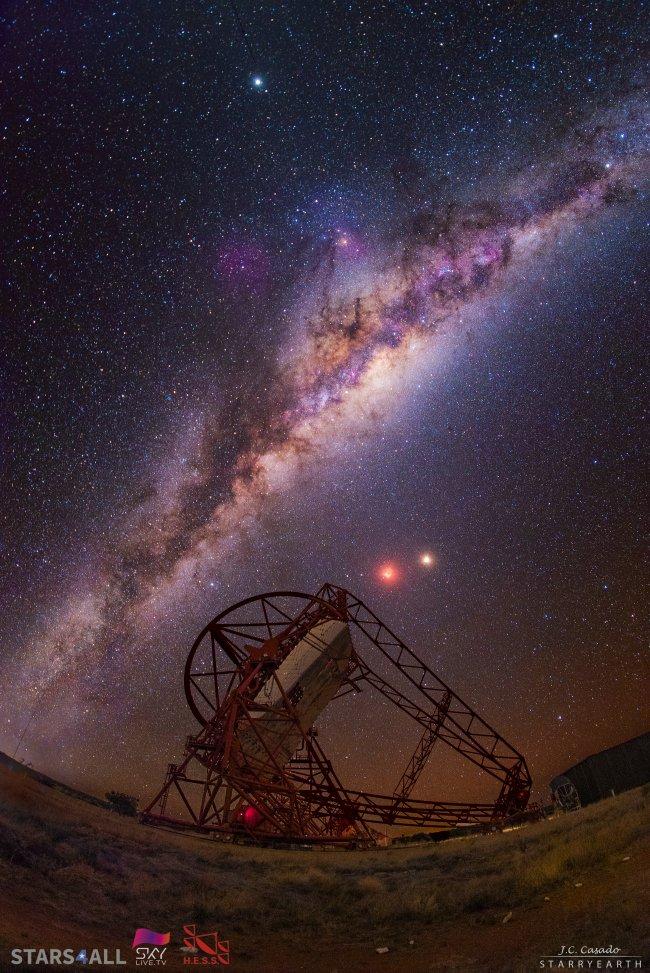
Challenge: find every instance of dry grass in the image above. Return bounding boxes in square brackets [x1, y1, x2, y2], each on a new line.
[0, 763, 648, 971]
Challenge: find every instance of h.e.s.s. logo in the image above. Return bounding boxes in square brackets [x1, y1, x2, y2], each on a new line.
[181, 924, 230, 966]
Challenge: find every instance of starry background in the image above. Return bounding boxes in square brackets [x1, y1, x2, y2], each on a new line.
[1, 0, 648, 807]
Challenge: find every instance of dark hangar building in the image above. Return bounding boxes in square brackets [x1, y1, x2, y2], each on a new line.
[551, 732, 650, 810]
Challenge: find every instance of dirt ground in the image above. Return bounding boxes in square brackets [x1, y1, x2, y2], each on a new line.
[0, 760, 647, 972]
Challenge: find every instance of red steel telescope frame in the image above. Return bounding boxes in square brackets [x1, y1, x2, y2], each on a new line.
[141, 584, 531, 846]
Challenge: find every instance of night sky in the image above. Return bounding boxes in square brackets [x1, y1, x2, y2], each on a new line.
[2, 1, 648, 808]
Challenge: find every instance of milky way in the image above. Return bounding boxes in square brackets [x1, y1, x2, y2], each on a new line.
[4, 87, 647, 744]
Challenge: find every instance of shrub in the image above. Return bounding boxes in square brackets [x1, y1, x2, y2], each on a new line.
[105, 791, 138, 816]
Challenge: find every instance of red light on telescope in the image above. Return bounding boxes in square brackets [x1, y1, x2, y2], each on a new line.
[242, 805, 263, 828]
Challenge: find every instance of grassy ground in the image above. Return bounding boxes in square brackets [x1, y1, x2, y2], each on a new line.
[0, 760, 647, 972]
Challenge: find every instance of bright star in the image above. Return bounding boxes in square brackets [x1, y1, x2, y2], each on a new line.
[419, 552, 436, 568]
[251, 75, 265, 89]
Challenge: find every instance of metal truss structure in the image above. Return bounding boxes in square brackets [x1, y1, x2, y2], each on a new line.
[141, 584, 531, 846]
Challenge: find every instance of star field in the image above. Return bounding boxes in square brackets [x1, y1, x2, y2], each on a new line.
[1, 1, 648, 806]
